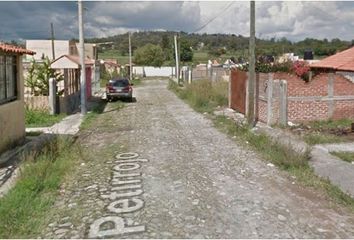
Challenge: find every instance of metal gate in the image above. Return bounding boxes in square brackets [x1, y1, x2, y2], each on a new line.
[230, 69, 247, 114]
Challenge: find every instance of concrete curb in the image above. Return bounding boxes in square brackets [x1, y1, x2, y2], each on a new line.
[0, 112, 83, 198]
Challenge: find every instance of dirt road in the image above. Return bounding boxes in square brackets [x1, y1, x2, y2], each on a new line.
[42, 79, 354, 238]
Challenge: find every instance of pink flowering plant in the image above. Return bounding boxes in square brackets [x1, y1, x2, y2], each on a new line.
[292, 61, 310, 81]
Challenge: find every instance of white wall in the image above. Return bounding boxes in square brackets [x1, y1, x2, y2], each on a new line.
[26, 40, 71, 61]
[133, 66, 175, 77]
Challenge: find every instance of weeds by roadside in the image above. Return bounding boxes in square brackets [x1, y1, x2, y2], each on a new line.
[169, 79, 354, 211]
[331, 151, 354, 163]
[25, 108, 66, 128]
[303, 132, 344, 145]
[292, 119, 353, 145]
[308, 119, 352, 131]
[131, 77, 142, 86]
[0, 137, 83, 238]
[168, 79, 228, 113]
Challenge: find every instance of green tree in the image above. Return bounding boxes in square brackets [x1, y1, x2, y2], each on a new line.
[179, 38, 193, 62]
[25, 58, 63, 96]
[134, 44, 164, 67]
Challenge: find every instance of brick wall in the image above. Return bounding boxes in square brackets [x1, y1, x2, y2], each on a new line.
[230, 71, 354, 124]
[258, 99, 267, 123]
[258, 72, 354, 123]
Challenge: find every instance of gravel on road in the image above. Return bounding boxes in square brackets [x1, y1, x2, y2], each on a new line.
[41, 79, 354, 239]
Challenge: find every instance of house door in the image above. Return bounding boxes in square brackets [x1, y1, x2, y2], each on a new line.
[86, 67, 92, 99]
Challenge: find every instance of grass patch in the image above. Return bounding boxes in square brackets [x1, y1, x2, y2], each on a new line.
[303, 132, 344, 145]
[131, 77, 142, 86]
[308, 119, 352, 131]
[25, 108, 66, 128]
[169, 80, 354, 211]
[80, 100, 124, 130]
[331, 151, 354, 163]
[168, 79, 228, 113]
[0, 137, 82, 238]
[298, 119, 353, 145]
[80, 101, 107, 130]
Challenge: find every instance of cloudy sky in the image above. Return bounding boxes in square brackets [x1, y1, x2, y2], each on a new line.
[0, 1, 353, 42]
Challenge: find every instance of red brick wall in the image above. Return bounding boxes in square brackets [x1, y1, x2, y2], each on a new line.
[333, 100, 354, 120]
[231, 71, 354, 124]
[334, 74, 354, 95]
[258, 100, 267, 123]
[288, 101, 329, 122]
[279, 72, 354, 123]
[283, 72, 328, 97]
[255, 72, 354, 123]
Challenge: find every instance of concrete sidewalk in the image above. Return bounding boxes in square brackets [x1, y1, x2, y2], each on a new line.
[311, 145, 354, 197]
[215, 108, 354, 198]
[26, 113, 83, 135]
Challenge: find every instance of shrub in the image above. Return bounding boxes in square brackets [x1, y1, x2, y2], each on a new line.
[25, 58, 63, 96]
[292, 61, 310, 81]
[237, 60, 311, 81]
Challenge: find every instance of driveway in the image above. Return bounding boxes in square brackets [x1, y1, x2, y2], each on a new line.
[41, 79, 354, 239]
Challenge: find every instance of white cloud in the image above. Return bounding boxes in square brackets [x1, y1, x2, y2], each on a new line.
[0, 1, 354, 41]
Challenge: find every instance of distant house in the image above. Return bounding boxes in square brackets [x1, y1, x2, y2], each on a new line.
[50, 54, 96, 113]
[25, 40, 97, 61]
[278, 53, 300, 63]
[25, 40, 100, 94]
[100, 59, 121, 76]
[0, 43, 35, 154]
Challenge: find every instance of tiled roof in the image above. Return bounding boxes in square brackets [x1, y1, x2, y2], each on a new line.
[104, 61, 120, 67]
[65, 55, 95, 65]
[51, 54, 95, 66]
[310, 46, 354, 71]
[0, 43, 35, 55]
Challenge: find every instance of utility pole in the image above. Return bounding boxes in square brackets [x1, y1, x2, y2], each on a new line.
[174, 35, 179, 82]
[247, 0, 256, 126]
[78, 0, 86, 115]
[50, 22, 55, 60]
[129, 32, 132, 80]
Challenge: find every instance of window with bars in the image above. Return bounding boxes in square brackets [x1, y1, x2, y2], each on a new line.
[0, 54, 17, 105]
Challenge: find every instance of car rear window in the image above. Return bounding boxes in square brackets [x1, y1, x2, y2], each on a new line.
[112, 79, 129, 87]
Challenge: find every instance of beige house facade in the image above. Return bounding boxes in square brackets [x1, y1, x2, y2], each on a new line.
[25, 40, 97, 61]
[0, 44, 35, 154]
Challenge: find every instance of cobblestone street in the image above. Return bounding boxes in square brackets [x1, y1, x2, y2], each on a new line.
[41, 79, 354, 238]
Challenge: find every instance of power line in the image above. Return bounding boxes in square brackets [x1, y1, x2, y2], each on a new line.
[192, 1, 235, 33]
